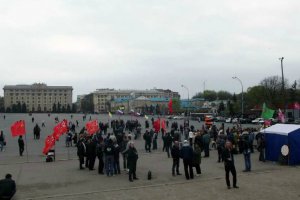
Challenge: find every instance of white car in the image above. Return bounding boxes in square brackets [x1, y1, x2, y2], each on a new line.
[232, 118, 239, 123]
[252, 118, 264, 124]
[225, 118, 232, 123]
[173, 116, 184, 120]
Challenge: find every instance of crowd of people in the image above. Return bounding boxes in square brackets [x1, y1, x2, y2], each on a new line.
[0, 115, 268, 198]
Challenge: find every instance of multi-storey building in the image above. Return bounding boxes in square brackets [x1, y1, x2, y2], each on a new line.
[81, 88, 179, 113]
[3, 83, 73, 112]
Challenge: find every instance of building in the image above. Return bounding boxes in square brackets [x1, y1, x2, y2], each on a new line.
[3, 83, 73, 112]
[81, 88, 179, 113]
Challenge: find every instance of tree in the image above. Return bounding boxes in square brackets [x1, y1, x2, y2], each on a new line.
[192, 92, 204, 99]
[203, 90, 217, 101]
[218, 101, 225, 113]
[52, 103, 57, 113]
[172, 98, 181, 114]
[62, 106, 66, 113]
[71, 103, 77, 113]
[17, 102, 22, 113]
[21, 103, 27, 113]
[57, 102, 61, 113]
[217, 91, 232, 100]
[12, 104, 17, 113]
[66, 104, 71, 113]
[232, 93, 237, 103]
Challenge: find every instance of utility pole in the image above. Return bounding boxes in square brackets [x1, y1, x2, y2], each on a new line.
[279, 57, 286, 113]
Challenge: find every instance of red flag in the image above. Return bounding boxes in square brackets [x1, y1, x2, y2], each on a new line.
[168, 99, 173, 114]
[264, 120, 271, 127]
[153, 119, 161, 132]
[11, 120, 26, 137]
[161, 119, 166, 131]
[43, 134, 56, 155]
[53, 119, 68, 140]
[85, 120, 99, 135]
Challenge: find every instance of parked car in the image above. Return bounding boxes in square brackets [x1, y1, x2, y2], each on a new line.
[252, 118, 264, 124]
[239, 118, 252, 124]
[232, 118, 239, 123]
[215, 116, 225, 122]
[225, 118, 232, 123]
[173, 116, 184, 120]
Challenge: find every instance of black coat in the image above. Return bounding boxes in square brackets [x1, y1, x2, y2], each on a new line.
[77, 140, 86, 157]
[0, 178, 16, 198]
[222, 148, 235, 166]
[171, 145, 180, 159]
[127, 147, 138, 170]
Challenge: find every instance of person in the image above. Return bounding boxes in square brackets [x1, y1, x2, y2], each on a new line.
[216, 131, 226, 162]
[165, 133, 173, 158]
[189, 131, 194, 146]
[152, 132, 158, 150]
[242, 131, 251, 172]
[127, 142, 138, 182]
[180, 140, 194, 180]
[104, 139, 115, 176]
[33, 124, 41, 140]
[143, 130, 152, 153]
[202, 131, 210, 157]
[171, 141, 181, 176]
[77, 135, 86, 169]
[193, 143, 202, 176]
[0, 174, 16, 200]
[18, 136, 25, 156]
[87, 137, 97, 170]
[222, 141, 239, 189]
[256, 132, 265, 162]
[42, 120, 45, 127]
[114, 141, 121, 175]
[96, 138, 104, 174]
[0, 131, 5, 152]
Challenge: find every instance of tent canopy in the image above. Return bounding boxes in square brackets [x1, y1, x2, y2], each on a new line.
[261, 124, 300, 165]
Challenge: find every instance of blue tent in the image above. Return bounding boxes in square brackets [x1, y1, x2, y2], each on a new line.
[262, 124, 300, 165]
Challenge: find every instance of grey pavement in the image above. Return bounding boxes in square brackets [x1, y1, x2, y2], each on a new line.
[0, 114, 299, 200]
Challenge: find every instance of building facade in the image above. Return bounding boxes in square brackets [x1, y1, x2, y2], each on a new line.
[3, 83, 73, 112]
[81, 88, 179, 113]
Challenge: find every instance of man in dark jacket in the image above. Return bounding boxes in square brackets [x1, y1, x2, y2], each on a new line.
[96, 139, 104, 174]
[171, 141, 181, 176]
[77, 136, 86, 169]
[18, 136, 25, 156]
[165, 133, 173, 158]
[0, 174, 16, 200]
[127, 142, 138, 182]
[180, 140, 194, 180]
[143, 130, 152, 153]
[87, 138, 97, 170]
[33, 124, 41, 140]
[104, 139, 115, 176]
[222, 141, 239, 189]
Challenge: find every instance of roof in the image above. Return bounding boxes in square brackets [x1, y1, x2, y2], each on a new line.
[262, 124, 300, 136]
[149, 97, 170, 102]
[4, 84, 72, 90]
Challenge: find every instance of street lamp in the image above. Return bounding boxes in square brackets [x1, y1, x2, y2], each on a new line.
[232, 76, 244, 118]
[181, 84, 190, 117]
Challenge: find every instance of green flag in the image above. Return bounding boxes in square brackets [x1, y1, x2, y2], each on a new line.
[261, 103, 275, 119]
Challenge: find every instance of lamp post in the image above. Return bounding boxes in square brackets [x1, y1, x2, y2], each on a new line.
[181, 84, 190, 117]
[232, 76, 244, 118]
[279, 57, 286, 112]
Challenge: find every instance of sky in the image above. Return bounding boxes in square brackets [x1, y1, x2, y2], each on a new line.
[0, 0, 299, 101]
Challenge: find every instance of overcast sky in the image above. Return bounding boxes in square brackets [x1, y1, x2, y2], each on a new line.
[0, 0, 299, 101]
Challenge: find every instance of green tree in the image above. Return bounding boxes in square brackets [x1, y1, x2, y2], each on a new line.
[172, 98, 181, 114]
[62, 106, 66, 113]
[192, 92, 204, 99]
[52, 103, 57, 113]
[57, 102, 61, 113]
[217, 91, 232, 100]
[66, 104, 71, 113]
[218, 102, 225, 113]
[21, 103, 27, 113]
[17, 102, 22, 112]
[232, 93, 237, 103]
[203, 90, 217, 101]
